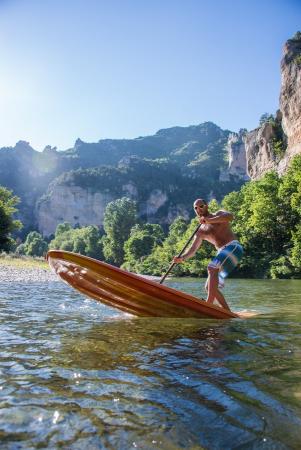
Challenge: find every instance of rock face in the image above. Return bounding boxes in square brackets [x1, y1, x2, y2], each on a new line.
[278, 34, 301, 172]
[244, 122, 279, 179]
[145, 189, 168, 217]
[37, 186, 114, 236]
[3, 35, 301, 236]
[37, 183, 181, 236]
[220, 130, 249, 181]
[1, 122, 239, 236]
[245, 33, 301, 179]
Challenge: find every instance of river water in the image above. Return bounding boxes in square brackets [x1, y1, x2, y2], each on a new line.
[0, 278, 301, 449]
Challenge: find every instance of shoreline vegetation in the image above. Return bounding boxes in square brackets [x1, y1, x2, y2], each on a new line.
[1, 155, 301, 281]
[0, 252, 300, 286]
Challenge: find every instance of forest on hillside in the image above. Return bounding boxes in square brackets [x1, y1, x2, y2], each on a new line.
[1, 155, 301, 280]
[0, 123, 244, 235]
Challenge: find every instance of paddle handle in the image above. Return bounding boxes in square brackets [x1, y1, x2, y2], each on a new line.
[159, 223, 201, 284]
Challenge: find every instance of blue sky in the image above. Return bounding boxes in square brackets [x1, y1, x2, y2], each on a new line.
[0, 0, 300, 151]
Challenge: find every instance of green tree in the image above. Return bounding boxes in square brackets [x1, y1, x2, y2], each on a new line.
[173, 217, 215, 277]
[278, 156, 301, 275]
[259, 113, 274, 126]
[49, 224, 103, 259]
[222, 172, 288, 277]
[123, 223, 164, 272]
[270, 256, 295, 279]
[132, 217, 187, 275]
[291, 224, 301, 271]
[17, 231, 48, 257]
[102, 197, 137, 265]
[138, 214, 217, 277]
[221, 164, 301, 278]
[132, 155, 301, 279]
[0, 186, 22, 251]
[55, 222, 73, 236]
[292, 31, 301, 41]
[279, 155, 301, 219]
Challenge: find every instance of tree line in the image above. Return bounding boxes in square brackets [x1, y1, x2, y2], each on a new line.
[1, 155, 301, 279]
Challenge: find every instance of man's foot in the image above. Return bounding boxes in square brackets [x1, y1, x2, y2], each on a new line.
[213, 299, 224, 308]
[236, 310, 259, 318]
[206, 296, 231, 311]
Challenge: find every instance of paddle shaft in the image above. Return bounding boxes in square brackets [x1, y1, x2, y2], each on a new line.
[159, 223, 201, 284]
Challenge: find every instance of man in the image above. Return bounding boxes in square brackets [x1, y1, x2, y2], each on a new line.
[173, 198, 243, 311]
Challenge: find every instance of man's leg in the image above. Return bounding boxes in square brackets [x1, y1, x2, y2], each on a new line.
[206, 266, 231, 311]
[205, 277, 208, 293]
[214, 289, 231, 311]
[206, 266, 219, 304]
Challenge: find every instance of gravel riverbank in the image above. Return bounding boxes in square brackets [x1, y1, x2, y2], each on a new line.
[0, 262, 58, 283]
[0, 256, 160, 283]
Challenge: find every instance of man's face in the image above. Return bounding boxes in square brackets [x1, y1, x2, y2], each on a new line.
[193, 200, 207, 216]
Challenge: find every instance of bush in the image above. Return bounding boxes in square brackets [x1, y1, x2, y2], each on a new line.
[294, 55, 301, 66]
[272, 138, 285, 159]
[49, 223, 103, 259]
[292, 31, 301, 42]
[0, 186, 22, 252]
[16, 231, 48, 257]
[259, 113, 274, 126]
[270, 256, 294, 279]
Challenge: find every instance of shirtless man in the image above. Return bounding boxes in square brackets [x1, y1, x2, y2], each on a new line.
[173, 198, 243, 311]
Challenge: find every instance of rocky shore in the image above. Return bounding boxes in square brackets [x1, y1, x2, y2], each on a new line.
[0, 256, 161, 284]
[0, 260, 58, 283]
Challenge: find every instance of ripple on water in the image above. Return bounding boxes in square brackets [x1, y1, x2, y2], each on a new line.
[0, 279, 301, 448]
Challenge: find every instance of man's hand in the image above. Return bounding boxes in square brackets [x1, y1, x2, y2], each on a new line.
[173, 256, 185, 264]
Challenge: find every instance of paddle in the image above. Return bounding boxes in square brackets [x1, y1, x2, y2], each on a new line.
[159, 223, 201, 284]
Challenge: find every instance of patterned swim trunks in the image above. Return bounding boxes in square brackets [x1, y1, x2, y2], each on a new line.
[208, 240, 243, 288]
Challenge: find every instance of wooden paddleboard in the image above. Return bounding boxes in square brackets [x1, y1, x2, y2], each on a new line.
[47, 250, 238, 319]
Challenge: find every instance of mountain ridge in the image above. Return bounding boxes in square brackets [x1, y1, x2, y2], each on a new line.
[1, 33, 300, 236]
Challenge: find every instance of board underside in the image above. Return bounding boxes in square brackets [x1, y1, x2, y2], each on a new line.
[47, 250, 238, 319]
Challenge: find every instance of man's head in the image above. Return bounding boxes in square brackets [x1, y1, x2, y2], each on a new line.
[193, 198, 208, 216]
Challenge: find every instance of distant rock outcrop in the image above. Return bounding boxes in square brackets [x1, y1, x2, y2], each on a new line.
[36, 162, 195, 236]
[37, 182, 190, 236]
[278, 33, 301, 172]
[244, 121, 280, 179]
[220, 130, 249, 181]
[37, 186, 114, 236]
[1, 122, 241, 236]
[220, 34, 301, 181]
[2, 35, 300, 235]
[244, 33, 301, 179]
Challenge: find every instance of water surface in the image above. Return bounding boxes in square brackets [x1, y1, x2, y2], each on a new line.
[0, 278, 301, 449]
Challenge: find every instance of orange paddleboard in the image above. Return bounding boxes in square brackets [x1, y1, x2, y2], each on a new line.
[47, 250, 238, 319]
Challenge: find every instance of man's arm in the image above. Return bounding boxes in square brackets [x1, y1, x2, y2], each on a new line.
[173, 232, 203, 263]
[201, 210, 233, 224]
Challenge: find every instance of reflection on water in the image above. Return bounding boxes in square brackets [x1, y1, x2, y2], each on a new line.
[0, 279, 301, 449]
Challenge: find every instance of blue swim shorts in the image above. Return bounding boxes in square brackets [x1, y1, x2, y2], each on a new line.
[208, 240, 243, 288]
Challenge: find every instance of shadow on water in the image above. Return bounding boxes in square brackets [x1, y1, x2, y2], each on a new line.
[0, 279, 301, 448]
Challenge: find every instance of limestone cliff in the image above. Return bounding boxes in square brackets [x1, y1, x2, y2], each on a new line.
[4, 36, 300, 234]
[244, 121, 280, 179]
[220, 130, 249, 181]
[1, 122, 241, 236]
[37, 186, 114, 236]
[35, 159, 211, 236]
[244, 33, 301, 179]
[37, 183, 189, 236]
[278, 33, 301, 172]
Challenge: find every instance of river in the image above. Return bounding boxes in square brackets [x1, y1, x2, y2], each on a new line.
[0, 278, 301, 449]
